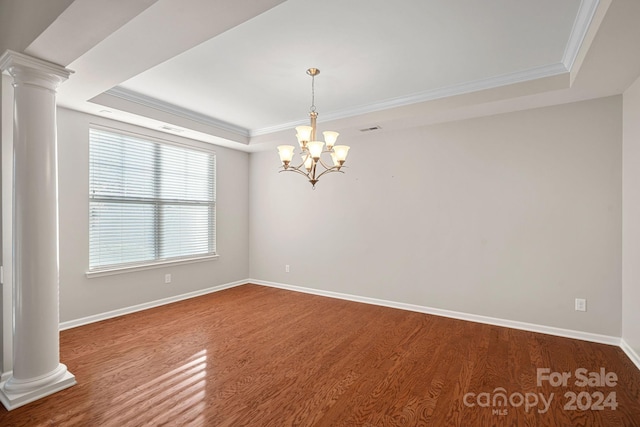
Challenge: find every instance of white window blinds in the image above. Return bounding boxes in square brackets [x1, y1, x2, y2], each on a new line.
[89, 127, 216, 270]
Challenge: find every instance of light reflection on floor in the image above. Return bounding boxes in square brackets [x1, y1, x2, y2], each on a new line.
[108, 349, 208, 426]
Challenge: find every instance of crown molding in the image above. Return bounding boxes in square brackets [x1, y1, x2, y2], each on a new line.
[562, 0, 600, 70]
[104, 86, 250, 138]
[106, 62, 569, 140]
[103, 0, 596, 141]
[250, 62, 569, 137]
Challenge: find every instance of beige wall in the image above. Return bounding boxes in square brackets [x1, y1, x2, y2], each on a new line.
[250, 96, 623, 336]
[622, 76, 640, 357]
[56, 108, 250, 322]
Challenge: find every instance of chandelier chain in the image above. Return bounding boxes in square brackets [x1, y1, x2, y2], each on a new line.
[310, 73, 316, 113]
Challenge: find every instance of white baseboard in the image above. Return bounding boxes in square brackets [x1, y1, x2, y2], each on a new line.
[57, 278, 637, 373]
[250, 279, 621, 346]
[620, 338, 640, 371]
[59, 280, 246, 331]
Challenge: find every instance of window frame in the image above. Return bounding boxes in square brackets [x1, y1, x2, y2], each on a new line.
[86, 125, 218, 278]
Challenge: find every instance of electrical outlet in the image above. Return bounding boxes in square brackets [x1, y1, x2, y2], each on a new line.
[165, 273, 172, 284]
[285, 264, 290, 273]
[575, 298, 586, 312]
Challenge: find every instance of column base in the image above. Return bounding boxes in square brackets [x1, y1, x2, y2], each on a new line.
[0, 364, 76, 411]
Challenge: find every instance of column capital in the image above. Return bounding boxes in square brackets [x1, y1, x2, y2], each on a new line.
[0, 50, 73, 89]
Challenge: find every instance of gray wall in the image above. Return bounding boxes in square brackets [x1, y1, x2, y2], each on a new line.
[56, 108, 250, 322]
[623, 76, 640, 356]
[35, 94, 628, 338]
[250, 96, 623, 336]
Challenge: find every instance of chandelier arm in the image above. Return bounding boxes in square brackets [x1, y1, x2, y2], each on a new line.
[314, 166, 345, 181]
[316, 157, 335, 170]
[287, 155, 314, 173]
[289, 161, 307, 170]
[279, 168, 312, 179]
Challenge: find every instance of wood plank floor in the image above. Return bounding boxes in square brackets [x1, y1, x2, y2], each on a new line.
[1, 284, 639, 426]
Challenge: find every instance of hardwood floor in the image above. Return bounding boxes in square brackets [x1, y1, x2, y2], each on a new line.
[1, 284, 639, 426]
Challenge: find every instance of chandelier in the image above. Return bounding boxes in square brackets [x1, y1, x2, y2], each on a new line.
[277, 68, 350, 189]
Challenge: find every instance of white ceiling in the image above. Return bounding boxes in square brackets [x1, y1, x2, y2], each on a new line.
[10, 0, 640, 151]
[117, 0, 581, 132]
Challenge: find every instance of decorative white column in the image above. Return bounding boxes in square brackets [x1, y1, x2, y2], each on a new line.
[0, 50, 76, 410]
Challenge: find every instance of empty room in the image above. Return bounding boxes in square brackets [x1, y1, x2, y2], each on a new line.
[1, 0, 640, 426]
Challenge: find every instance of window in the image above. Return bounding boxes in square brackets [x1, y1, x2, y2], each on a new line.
[89, 127, 216, 271]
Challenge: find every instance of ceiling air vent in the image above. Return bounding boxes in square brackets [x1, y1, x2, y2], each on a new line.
[160, 125, 185, 133]
[359, 126, 382, 132]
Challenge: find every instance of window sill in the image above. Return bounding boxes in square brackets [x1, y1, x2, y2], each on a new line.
[85, 254, 219, 278]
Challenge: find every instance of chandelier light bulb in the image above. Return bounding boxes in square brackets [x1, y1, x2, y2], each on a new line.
[333, 145, 350, 164]
[308, 141, 324, 160]
[296, 126, 313, 143]
[323, 131, 339, 149]
[303, 154, 313, 171]
[277, 145, 295, 168]
[330, 151, 340, 167]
